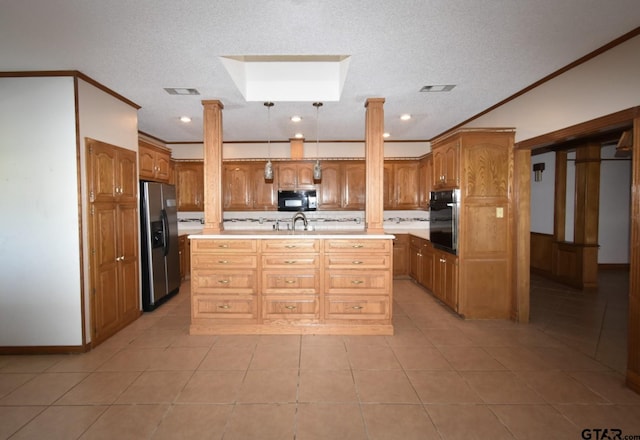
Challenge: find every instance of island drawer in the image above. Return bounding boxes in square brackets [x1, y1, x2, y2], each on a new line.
[192, 239, 257, 253]
[324, 270, 391, 294]
[324, 239, 391, 253]
[262, 296, 320, 319]
[192, 295, 257, 319]
[324, 254, 391, 269]
[192, 254, 257, 269]
[262, 271, 320, 294]
[325, 295, 390, 320]
[191, 270, 257, 294]
[262, 254, 319, 269]
[261, 239, 320, 253]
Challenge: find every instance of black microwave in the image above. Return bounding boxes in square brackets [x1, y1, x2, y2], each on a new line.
[277, 190, 317, 211]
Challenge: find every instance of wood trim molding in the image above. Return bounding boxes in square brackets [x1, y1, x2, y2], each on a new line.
[516, 107, 639, 151]
[627, 113, 640, 393]
[0, 70, 141, 110]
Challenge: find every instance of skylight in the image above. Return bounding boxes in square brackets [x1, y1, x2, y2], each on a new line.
[220, 55, 351, 102]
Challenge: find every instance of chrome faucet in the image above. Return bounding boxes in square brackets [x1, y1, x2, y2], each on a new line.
[292, 212, 308, 231]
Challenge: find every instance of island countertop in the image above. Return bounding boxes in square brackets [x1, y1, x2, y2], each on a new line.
[189, 230, 395, 240]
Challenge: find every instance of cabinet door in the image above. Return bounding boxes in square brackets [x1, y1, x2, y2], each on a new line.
[277, 163, 298, 189]
[223, 164, 252, 210]
[297, 163, 316, 189]
[118, 203, 140, 321]
[252, 163, 277, 210]
[155, 151, 171, 182]
[118, 149, 138, 203]
[317, 162, 341, 209]
[176, 162, 204, 211]
[443, 253, 458, 310]
[418, 156, 432, 209]
[138, 146, 156, 180]
[409, 244, 423, 282]
[392, 234, 409, 277]
[394, 162, 419, 209]
[443, 143, 459, 188]
[90, 203, 120, 341]
[342, 162, 366, 209]
[422, 243, 435, 291]
[89, 142, 117, 202]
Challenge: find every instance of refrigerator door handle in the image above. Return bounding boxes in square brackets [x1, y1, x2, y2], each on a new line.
[161, 208, 170, 256]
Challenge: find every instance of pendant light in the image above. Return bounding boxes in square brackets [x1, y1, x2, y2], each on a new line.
[264, 101, 274, 181]
[313, 102, 323, 181]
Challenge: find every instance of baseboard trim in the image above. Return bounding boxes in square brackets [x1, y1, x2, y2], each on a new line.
[0, 344, 90, 355]
[598, 263, 630, 271]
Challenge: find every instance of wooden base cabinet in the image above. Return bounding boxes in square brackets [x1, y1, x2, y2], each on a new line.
[392, 234, 409, 277]
[190, 237, 394, 335]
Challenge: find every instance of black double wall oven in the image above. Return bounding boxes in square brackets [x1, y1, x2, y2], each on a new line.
[429, 189, 460, 255]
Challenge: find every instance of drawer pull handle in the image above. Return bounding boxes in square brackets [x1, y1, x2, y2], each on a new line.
[284, 305, 297, 310]
[351, 305, 364, 310]
[284, 260, 296, 264]
[218, 280, 230, 284]
[218, 244, 229, 248]
[351, 280, 364, 285]
[352, 260, 363, 265]
[218, 304, 231, 309]
[285, 280, 296, 284]
[285, 245, 296, 249]
[352, 244, 364, 248]
[218, 260, 229, 264]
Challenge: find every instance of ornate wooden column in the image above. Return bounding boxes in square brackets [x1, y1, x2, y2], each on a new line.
[202, 100, 224, 233]
[364, 98, 385, 233]
[628, 113, 640, 393]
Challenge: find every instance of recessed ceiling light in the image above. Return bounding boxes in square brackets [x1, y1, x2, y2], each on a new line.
[179, 116, 192, 123]
[164, 88, 200, 95]
[383, 132, 390, 138]
[291, 116, 302, 122]
[420, 85, 455, 92]
[400, 114, 411, 121]
[294, 133, 304, 139]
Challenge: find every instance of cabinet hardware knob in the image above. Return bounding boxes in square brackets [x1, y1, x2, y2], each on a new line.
[218, 244, 229, 248]
[351, 305, 364, 310]
[218, 304, 231, 309]
[285, 280, 296, 284]
[284, 260, 296, 264]
[351, 280, 364, 285]
[285, 245, 296, 249]
[218, 260, 229, 264]
[284, 305, 297, 310]
[115, 256, 121, 262]
[217, 280, 230, 284]
[120, 255, 125, 261]
[352, 260, 363, 265]
[352, 244, 364, 248]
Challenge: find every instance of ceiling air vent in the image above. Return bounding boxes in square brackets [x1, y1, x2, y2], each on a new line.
[164, 88, 200, 95]
[420, 85, 456, 92]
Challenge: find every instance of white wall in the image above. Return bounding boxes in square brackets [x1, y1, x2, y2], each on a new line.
[170, 141, 430, 160]
[77, 79, 139, 341]
[530, 151, 556, 234]
[599, 145, 631, 263]
[465, 34, 640, 142]
[0, 77, 83, 346]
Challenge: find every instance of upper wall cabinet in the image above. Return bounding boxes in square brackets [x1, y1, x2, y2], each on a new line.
[139, 141, 171, 183]
[175, 161, 204, 211]
[87, 138, 137, 204]
[432, 141, 459, 189]
[384, 161, 420, 210]
[277, 162, 316, 190]
[223, 161, 277, 211]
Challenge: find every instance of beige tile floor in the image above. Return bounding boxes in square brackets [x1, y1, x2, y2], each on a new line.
[1, 274, 640, 439]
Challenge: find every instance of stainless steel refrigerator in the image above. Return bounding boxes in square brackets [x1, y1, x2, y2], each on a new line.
[140, 181, 181, 311]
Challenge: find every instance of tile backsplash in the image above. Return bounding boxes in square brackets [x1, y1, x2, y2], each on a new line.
[179, 210, 428, 232]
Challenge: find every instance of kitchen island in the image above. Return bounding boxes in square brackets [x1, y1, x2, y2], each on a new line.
[189, 231, 395, 335]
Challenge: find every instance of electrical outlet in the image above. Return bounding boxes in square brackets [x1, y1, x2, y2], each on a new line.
[496, 207, 504, 218]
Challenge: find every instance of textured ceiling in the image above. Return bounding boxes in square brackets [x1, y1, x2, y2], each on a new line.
[1, 0, 639, 143]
